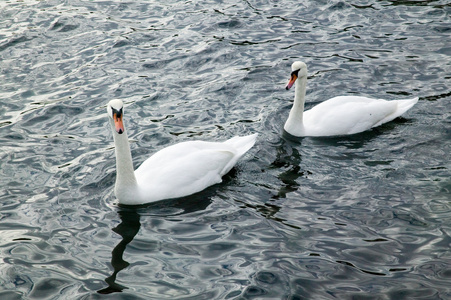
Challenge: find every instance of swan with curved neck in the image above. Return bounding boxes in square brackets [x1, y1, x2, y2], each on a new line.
[107, 99, 258, 205]
[284, 61, 418, 137]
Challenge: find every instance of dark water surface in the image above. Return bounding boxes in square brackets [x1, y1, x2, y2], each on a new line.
[1, 0, 450, 299]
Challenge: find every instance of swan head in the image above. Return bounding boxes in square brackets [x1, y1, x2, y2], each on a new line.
[286, 61, 307, 90]
[107, 99, 125, 134]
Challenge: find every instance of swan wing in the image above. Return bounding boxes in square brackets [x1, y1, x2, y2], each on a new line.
[134, 139, 249, 201]
[303, 96, 417, 136]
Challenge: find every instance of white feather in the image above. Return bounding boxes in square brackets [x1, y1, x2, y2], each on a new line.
[284, 61, 418, 137]
[107, 99, 257, 205]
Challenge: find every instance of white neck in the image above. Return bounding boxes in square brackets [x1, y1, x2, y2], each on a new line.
[284, 75, 307, 135]
[110, 120, 140, 204]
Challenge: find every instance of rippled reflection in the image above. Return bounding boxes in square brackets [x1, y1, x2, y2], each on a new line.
[97, 194, 213, 295]
[97, 209, 141, 294]
[270, 138, 305, 199]
[1, 0, 450, 298]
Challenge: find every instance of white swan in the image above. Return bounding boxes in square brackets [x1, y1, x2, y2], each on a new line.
[107, 99, 258, 205]
[284, 61, 418, 137]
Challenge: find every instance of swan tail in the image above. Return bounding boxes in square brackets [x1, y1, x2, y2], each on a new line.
[395, 97, 419, 115]
[374, 97, 418, 127]
[224, 133, 258, 157]
[219, 133, 258, 176]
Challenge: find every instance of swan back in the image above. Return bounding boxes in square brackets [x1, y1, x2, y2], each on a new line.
[132, 133, 258, 204]
[302, 96, 419, 136]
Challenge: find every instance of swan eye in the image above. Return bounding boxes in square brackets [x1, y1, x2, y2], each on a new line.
[291, 69, 300, 77]
[112, 108, 122, 119]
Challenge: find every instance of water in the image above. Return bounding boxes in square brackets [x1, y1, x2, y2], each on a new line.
[0, 0, 450, 299]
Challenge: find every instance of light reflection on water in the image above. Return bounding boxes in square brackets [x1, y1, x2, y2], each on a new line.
[1, 0, 450, 299]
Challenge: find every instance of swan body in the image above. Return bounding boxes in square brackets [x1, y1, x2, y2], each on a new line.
[107, 99, 257, 205]
[284, 61, 418, 137]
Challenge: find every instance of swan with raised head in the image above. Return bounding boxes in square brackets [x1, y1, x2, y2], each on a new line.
[284, 61, 418, 137]
[107, 99, 258, 205]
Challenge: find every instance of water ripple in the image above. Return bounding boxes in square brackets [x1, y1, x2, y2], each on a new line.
[0, 0, 450, 299]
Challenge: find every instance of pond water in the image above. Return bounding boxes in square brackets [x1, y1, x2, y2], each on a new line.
[0, 0, 450, 299]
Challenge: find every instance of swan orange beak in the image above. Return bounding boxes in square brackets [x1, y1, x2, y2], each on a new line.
[113, 111, 124, 134]
[286, 72, 297, 90]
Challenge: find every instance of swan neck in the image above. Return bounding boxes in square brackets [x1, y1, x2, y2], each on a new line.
[290, 76, 307, 122]
[111, 121, 138, 189]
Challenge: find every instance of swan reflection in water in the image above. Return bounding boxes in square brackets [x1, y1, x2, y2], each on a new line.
[97, 208, 140, 294]
[97, 191, 213, 294]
